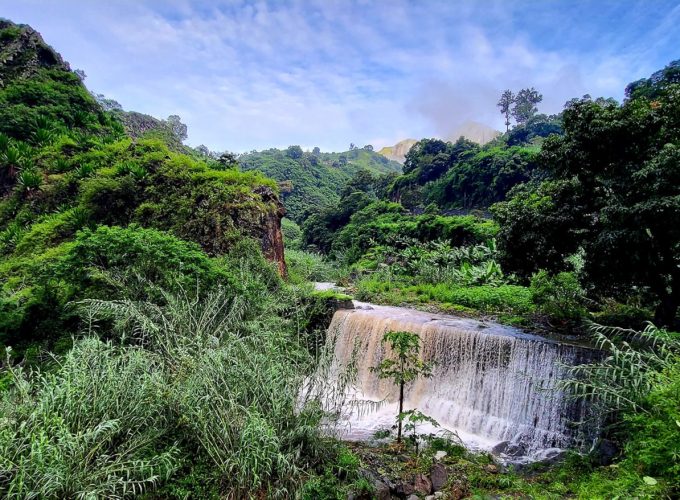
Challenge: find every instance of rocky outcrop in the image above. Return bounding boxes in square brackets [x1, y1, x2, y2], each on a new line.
[0, 20, 70, 85]
[254, 186, 287, 276]
[378, 139, 417, 164]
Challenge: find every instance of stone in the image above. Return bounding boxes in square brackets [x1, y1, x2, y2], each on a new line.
[414, 473, 432, 495]
[393, 480, 415, 497]
[374, 480, 390, 500]
[407, 495, 419, 500]
[491, 440, 510, 456]
[534, 448, 568, 465]
[434, 450, 447, 460]
[485, 464, 499, 474]
[593, 439, 619, 466]
[505, 442, 527, 457]
[448, 479, 471, 500]
[430, 463, 448, 491]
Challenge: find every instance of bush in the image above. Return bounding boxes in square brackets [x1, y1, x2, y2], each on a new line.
[286, 249, 342, 283]
[530, 270, 587, 322]
[0, 225, 241, 348]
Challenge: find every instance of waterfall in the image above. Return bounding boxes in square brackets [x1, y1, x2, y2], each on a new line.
[326, 302, 597, 458]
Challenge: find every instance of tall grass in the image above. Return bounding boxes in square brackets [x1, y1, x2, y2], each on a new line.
[0, 281, 350, 498]
[0, 339, 178, 499]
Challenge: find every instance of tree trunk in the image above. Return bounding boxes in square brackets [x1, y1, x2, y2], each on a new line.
[397, 380, 404, 443]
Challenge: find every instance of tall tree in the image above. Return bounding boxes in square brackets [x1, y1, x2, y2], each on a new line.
[497, 89, 515, 132]
[493, 65, 680, 327]
[512, 87, 543, 125]
[165, 115, 188, 142]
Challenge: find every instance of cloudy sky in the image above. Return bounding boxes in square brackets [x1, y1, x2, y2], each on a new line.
[3, 0, 679, 152]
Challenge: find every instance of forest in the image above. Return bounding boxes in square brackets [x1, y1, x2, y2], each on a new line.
[0, 17, 679, 500]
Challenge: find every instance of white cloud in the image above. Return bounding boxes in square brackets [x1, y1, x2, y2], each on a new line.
[2, 0, 678, 151]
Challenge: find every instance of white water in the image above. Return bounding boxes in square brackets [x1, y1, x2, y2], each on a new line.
[326, 301, 596, 459]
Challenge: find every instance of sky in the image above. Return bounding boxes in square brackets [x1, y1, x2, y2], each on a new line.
[2, 0, 679, 152]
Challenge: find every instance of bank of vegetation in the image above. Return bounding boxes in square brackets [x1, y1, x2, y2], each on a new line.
[0, 18, 678, 499]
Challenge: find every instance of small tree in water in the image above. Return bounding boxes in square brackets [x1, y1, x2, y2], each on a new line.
[372, 331, 433, 443]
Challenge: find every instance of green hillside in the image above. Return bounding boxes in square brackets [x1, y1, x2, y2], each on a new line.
[238, 146, 401, 222]
[0, 20, 285, 350]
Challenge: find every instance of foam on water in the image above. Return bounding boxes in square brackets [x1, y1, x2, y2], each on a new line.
[325, 301, 597, 459]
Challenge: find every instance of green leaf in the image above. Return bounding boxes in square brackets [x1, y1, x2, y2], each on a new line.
[675, 420, 680, 428]
[642, 476, 657, 486]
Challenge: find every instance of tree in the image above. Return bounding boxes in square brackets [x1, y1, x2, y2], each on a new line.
[286, 145, 303, 159]
[494, 69, 680, 327]
[312, 146, 321, 155]
[497, 89, 515, 132]
[349, 143, 356, 150]
[363, 144, 374, 151]
[165, 115, 188, 142]
[371, 331, 433, 443]
[512, 87, 542, 125]
[217, 152, 238, 168]
[94, 93, 123, 112]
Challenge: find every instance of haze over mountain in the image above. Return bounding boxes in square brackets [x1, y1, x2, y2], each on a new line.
[379, 121, 501, 163]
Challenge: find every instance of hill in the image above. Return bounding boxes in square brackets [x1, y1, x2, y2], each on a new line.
[238, 146, 402, 223]
[0, 20, 286, 349]
[378, 138, 418, 163]
[378, 121, 500, 163]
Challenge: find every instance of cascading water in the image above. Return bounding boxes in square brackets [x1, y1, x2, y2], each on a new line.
[326, 301, 598, 459]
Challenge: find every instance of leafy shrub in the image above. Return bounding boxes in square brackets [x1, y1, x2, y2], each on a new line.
[281, 217, 302, 250]
[530, 270, 587, 322]
[562, 323, 680, 496]
[286, 249, 341, 283]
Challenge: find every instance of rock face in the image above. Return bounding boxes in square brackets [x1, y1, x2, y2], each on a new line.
[253, 186, 287, 276]
[0, 20, 70, 85]
[378, 139, 418, 163]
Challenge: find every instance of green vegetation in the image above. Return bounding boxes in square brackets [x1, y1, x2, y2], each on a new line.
[371, 331, 433, 442]
[238, 146, 401, 222]
[1, 17, 679, 500]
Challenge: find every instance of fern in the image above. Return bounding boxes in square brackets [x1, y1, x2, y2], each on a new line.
[562, 322, 680, 415]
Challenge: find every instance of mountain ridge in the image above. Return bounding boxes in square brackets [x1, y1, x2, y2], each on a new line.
[379, 121, 501, 163]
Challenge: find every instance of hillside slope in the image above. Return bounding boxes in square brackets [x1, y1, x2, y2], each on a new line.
[0, 20, 286, 348]
[239, 146, 401, 222]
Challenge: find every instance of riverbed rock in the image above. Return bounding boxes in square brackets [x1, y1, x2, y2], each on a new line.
[534, 448, 568, 465]
[414, 473, 432, 495]
[430, 463, 448, 491]
[505, 442, 527, 457]
[485, 464, 499, 474]
[491, 440, 510, 456]
[448, 478, 471, 500]
[593, 439, 620, 465]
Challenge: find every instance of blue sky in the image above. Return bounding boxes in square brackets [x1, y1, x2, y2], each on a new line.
[2, 0, 679, 152]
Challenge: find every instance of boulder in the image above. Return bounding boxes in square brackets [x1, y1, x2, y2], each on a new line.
[593, 439, 620, 466]
[430, 463, 448, 491]
[491, 440, 510, 456]
[414, 473, 432, 495]
[534, 448, 568, 465]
